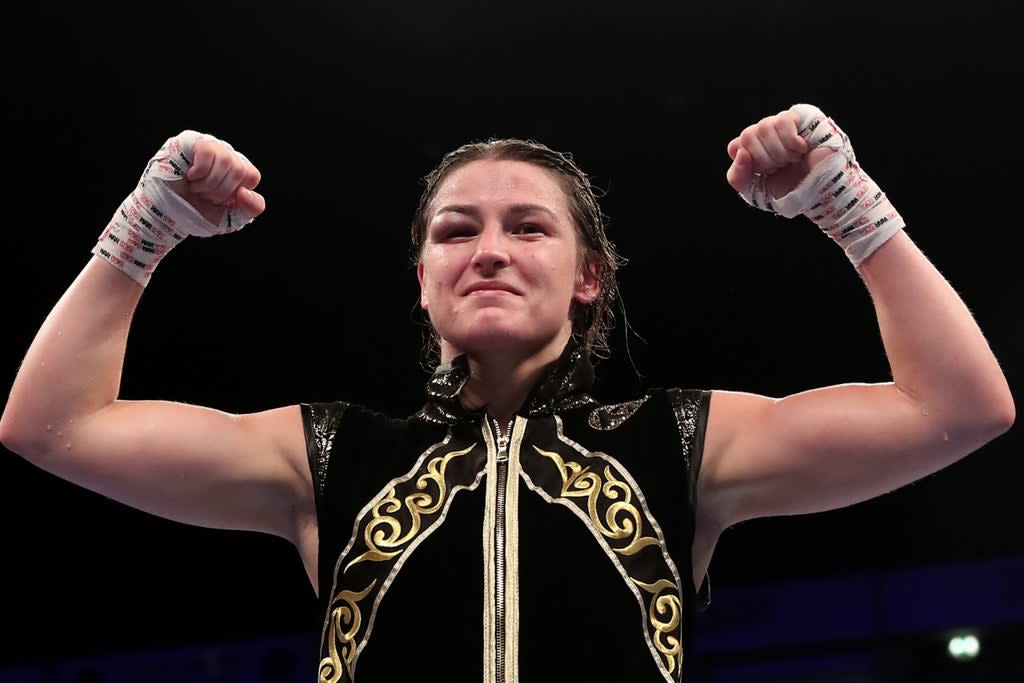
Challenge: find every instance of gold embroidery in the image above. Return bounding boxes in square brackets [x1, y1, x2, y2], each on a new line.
[346, 444, 476, 571]
[319, 439, 481, 683]
[522, 417, 688, 682]
[633, 578, 682, 674]
[533, 446, 660, 556]
[319, 580, 377, 683]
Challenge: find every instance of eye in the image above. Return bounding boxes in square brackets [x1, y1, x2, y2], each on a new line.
[513, 223, 545, 235]
[433, 224, 477, 241]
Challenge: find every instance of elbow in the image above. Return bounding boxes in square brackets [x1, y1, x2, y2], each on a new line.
[989, 390, 1016, 436]
[0, 406, 16, 447]
[0, 416, 24, 456]
[927, 383, 1015, 450]
[0, 410, 30, 457]
[987, 369, 1016, 435]
[0, 407, 51, 461]
[968, 385, 1016, 443]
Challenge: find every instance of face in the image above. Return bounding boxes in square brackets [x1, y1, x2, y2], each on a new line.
[417, 159, 600, 360]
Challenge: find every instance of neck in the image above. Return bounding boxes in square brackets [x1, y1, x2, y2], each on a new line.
[440, 327, 573, 426]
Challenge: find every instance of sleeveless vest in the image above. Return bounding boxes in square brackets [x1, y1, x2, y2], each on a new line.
[301, 342, 710, 682]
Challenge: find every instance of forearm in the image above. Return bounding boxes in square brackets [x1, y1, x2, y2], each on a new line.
[0, 257, 143, 454]
[858, 230, 1014, 434]
[2, 131, 263, 459]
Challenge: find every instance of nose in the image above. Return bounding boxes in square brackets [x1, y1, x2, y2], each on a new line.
[470, 224, 510, 273]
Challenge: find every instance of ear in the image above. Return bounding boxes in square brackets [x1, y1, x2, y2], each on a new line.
[417, 260, 429, 310]
[573, 256, 602, 305]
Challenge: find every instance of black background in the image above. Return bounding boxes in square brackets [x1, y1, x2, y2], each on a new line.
[4, 0, 1021, 666]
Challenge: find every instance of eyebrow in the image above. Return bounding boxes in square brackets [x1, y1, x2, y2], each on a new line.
[433, 203, 559, 221]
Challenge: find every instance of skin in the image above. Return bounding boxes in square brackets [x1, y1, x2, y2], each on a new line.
[690, 111, 1014, 581]
[417, 159, 601, 425]
[0, 111, 1014, 600]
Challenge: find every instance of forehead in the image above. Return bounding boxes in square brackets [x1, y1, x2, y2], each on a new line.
[432, 159, 569, 218]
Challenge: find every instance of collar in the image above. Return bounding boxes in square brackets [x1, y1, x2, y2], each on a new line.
[416, 337, 597, 425]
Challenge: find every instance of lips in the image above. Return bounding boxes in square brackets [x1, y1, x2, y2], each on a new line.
[464, 281, 521, 295]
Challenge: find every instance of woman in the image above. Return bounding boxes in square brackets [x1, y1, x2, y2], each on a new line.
[0, 105, 1013, 682]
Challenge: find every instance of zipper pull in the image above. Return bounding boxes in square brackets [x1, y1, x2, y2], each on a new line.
[493, 418, 512, 461]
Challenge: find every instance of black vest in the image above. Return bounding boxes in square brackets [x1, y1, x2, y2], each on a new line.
[301, 343, 710, 682]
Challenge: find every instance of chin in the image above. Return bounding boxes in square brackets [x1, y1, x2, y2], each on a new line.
[434, 307, 571, 357]
[451, 328, 532, 353]
[443, 320, 568, 358]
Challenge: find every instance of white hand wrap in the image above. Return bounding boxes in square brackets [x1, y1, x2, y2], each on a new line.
[739, 104, 905, 267]
[91, 130, 256, 286]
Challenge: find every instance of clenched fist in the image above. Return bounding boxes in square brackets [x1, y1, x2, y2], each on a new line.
[726, 109, 835, 201]
[169, 135, 265, 228]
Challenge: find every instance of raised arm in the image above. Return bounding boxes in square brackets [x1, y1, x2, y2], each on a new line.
[696, 105, 1014, 536]
[0, 133, 313, 556]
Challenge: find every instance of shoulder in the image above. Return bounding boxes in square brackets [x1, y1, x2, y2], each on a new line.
[299, 399, 448, 466]
[591, 387, 710, 429]
[583, 386, 709, 417]
[299, 400, 413, 438]
[582, 388, 712, 461]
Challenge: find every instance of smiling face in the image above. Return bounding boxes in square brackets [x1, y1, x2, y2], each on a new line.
[417, 159, 600, 361]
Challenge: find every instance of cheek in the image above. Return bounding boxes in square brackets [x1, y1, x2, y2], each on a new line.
[523, 250, 561, 278]
[541, 253, 580, 293]
[421, 252, 455, 288]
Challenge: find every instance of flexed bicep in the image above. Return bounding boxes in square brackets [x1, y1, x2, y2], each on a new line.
[31, 400, 312, 542]
[699, 383, 1002, 529]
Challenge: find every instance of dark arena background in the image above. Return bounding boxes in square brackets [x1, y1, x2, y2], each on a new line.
[3, 2, 1021, 682]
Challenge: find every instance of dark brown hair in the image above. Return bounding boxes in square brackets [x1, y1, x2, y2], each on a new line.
[410, 138, 626, 363]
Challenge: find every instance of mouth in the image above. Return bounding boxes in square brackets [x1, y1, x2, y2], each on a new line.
[464, 282, 521, 295]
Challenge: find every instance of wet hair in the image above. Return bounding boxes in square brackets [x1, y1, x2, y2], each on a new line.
[410, 138, 626, 364]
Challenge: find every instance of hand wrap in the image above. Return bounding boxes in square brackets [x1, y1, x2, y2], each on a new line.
[739, 104, 905, 267]
[91, 130, 256, 286]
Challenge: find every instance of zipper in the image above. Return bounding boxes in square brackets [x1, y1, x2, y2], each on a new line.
[493, 416, 512, 462]
[491, 416, 513, 683]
